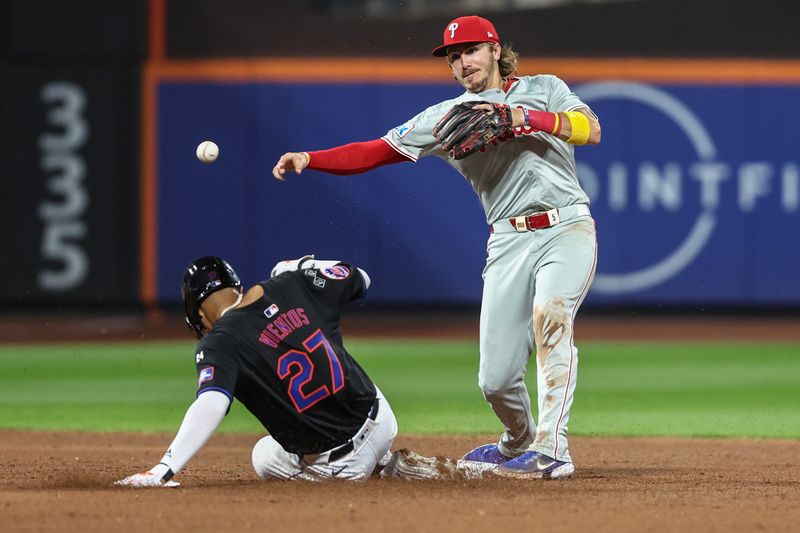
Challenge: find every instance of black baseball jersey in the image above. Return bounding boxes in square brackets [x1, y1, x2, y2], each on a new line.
[193, 262, 376, 455]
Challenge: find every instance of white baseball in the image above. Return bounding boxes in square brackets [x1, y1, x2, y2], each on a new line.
[196, 140, 219, 163]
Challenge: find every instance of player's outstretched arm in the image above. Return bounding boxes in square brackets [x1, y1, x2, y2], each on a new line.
[272, 152, 311, 181]
[270, 256, 371, 290]
[114, 391, 231, 488]
[273, 140, 411, 180]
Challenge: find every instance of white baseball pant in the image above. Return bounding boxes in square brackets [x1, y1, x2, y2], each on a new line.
[479, 211, 597, 462]
[251, 387, 397, 481]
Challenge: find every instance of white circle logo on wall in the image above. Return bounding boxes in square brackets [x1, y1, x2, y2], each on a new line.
[575, 81, 718, 295]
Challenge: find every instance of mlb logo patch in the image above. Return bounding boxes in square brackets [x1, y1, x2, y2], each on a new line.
[198, 366, 215, 386]
[320, 265, 351, 280]
[264, 304, 279, 318]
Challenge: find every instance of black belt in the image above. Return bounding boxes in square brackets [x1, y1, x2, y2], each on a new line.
[326, 398, 380, 463]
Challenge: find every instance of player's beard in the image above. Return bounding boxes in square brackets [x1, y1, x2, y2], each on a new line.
[459, 61, 500, 93]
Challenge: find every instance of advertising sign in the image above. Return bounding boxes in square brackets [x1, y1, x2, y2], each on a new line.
[149, 61, 799, 306]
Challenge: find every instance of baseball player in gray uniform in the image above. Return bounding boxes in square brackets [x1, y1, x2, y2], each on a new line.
[273, 15, 601, 479]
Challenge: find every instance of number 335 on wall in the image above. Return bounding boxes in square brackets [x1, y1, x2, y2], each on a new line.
[38, 81, 89, 292]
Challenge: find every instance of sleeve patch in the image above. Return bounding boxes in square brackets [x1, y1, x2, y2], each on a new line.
[198, 366, 215, 385]
[320, 265, 351, 280]
[394, 123, 414, 138]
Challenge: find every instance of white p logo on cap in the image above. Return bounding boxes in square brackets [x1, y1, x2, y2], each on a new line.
[448, 22, 459, 39]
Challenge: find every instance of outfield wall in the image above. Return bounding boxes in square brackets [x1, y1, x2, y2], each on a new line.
[3, 1, 800, 309]
[0, 1, 144, 306]
[143, 59, 800, 307]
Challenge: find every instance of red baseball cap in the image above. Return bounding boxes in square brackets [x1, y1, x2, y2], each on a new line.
[431, 15, 500, 57]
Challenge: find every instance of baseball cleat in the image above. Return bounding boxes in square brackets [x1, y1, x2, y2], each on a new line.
[456, 444, 514, 477]
[494, 451, 575, 480]
[460, 443, 514, 464]
[381, 449, 458, 480]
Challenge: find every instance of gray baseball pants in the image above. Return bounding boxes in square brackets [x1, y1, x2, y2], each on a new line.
[479, 209, 597, 462]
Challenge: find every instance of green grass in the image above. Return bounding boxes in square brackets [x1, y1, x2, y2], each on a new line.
[0, 339, 798, 438]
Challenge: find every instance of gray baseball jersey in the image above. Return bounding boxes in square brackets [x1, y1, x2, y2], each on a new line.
[384, 74, 598, 465]
[383, 75, 592, 224]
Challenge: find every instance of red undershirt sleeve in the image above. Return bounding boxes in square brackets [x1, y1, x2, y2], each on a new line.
[306, 138, 412, 175]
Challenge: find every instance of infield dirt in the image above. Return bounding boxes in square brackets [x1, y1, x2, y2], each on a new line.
[2, 430, 798, 532]
[2, 313, 799, 531]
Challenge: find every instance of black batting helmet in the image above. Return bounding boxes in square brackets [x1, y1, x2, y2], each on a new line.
[181, 256, 242, 338]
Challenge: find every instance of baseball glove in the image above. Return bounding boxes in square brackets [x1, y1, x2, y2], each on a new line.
[432, 101, 513, 160]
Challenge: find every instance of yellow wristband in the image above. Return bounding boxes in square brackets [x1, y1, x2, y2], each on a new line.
[551, 113, 561, 135]
[565, 111, 591, 145]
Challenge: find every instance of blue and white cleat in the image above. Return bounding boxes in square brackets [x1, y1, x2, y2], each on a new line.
[495, 451, 575, 479]
[461, 443, 514, 464]
[457, 444, 514, 478]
